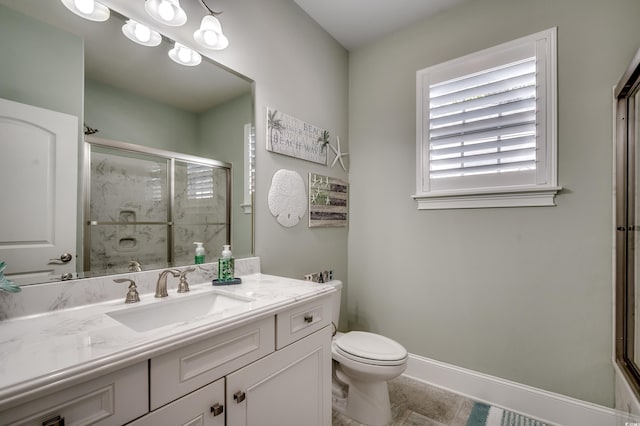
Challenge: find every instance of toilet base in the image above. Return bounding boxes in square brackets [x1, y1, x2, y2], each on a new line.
[334, 367, 392, 426]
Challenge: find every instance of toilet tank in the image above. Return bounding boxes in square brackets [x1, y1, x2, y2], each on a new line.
[326, 280, 342, 326]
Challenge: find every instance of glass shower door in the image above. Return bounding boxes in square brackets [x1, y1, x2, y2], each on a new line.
[84, 138, 232, 276]
[87, 146, 170, 275]
[173, 161, 230, 265]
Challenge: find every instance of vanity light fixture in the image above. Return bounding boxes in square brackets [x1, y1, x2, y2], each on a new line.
[193, 15, 228, 50]
[193, 0, 229, 50]
[122, 19, 162, 47]
[168, 42, 202, 66]
[60, 0, 110, 22]
[145, 0, 187, 27]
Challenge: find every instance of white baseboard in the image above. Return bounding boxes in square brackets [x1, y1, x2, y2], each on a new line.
[404, 353, 636, 426]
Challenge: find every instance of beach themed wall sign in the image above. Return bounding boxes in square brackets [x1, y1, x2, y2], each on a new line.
[266, 107, 328, 165]
[308, 173, 348, 228]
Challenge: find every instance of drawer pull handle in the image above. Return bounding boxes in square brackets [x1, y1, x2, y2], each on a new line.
[304, 314, 313, 323]
[211, 403, 224, 416]
[42, 415, 65, 426]
[234, 391, 246, 403]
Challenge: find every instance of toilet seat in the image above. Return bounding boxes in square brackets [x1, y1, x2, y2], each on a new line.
[334, 331, 407, 366]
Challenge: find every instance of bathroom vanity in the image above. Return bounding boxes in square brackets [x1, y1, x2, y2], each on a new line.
[0, 273, 334, 426]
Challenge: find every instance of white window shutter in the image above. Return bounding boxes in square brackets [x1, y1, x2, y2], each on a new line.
[414, 28, 560, 209]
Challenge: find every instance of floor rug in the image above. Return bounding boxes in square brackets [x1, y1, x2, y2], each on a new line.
[466, 402, 548, 426]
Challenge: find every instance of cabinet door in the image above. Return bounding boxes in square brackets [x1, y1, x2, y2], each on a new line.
[226, 326, 332, 426]
[129, 378, 225, 426]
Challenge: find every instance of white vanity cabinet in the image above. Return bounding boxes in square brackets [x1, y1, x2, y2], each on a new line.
[0, 287, 334, 426]
[0, 362, 148, 426]
[149, 317, 276, 410]
[140, 296, 333, 426]
[131, 325, 332, 426]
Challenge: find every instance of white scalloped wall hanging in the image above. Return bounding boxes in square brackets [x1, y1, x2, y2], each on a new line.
[268, 169, 307, 227]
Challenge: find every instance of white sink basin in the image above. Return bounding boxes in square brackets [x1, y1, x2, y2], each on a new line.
[107, 291, 254, 332]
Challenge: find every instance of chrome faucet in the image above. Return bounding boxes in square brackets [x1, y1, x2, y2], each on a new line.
[155, 269, 181, 298]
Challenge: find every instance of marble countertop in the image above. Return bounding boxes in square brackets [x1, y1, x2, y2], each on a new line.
[0, 273, 334, 411]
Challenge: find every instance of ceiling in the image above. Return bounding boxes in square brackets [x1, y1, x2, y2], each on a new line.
[294, 0, 471, 50]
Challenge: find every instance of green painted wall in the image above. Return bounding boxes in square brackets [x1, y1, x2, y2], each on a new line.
[84, 79, 199, 155]
[0, 4, 83, 120]
[348, 0, 640, 407]
[199, 93, 253, 258]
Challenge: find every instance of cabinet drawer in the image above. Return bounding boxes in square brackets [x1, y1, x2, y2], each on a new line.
[1, 361, 148, 426]
[150, 316, 275, 410]
[276, 296, 331, 349]
[130, 378, 225, 426]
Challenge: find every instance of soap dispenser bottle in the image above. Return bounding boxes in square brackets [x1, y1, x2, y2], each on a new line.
[194, 242, 206, 264]
[218, 244, 234, 281]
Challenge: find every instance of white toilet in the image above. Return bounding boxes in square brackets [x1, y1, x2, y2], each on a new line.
[328, 280, 408, 426]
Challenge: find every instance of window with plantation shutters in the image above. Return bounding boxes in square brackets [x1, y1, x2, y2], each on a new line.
[186, 163, 215, 200]
[414, 28, 560, 209]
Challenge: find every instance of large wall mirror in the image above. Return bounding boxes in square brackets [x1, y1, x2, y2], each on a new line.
[616, 47, 640, 398]
[0, 0, 254, 286]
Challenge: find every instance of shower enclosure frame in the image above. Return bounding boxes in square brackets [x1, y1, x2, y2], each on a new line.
[82, 136, 232, 274]
[615, 47, 640, 400]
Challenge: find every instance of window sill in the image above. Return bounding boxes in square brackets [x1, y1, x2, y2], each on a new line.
[412, 186, 562, 210]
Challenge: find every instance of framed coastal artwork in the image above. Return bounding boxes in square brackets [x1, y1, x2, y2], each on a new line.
[308, 173, 348, 228]
[266, 107, 328, 165]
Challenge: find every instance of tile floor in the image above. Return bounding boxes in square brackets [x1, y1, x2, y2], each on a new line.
[332, 375, 476, 426]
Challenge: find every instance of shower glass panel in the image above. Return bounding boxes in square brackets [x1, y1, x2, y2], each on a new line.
[88, 147, 169, 274]
[173, 161, 230, 265]
[84, 138, 231, 275]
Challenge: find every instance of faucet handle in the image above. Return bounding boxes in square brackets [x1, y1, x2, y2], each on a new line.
[128, 260, 142, 272]
[177, 267, 196, 293]
[114, 278, 140, 303]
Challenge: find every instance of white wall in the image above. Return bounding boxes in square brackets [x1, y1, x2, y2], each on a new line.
[348, 0, 640, 407]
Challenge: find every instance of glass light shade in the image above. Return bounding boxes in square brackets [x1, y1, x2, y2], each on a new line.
[144, 0, 187, 27]
[60, 0, 110, 22]
[193, 15, 229, 50]
[122, 20, 162, 47]
[168, 42, 201, 67]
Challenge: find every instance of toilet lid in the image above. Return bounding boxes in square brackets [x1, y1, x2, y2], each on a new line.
[335, 331, 407, 363]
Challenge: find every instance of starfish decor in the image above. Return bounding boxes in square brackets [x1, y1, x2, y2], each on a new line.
[329, 136, 349, 171]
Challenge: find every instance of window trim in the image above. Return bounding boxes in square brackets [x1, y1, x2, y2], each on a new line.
[413, 28, 561, 209]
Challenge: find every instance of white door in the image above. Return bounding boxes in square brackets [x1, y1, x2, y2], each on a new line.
[0, 98, 78, 284]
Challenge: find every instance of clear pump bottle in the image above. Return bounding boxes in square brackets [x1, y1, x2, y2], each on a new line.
[194, 242, 205, 264]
